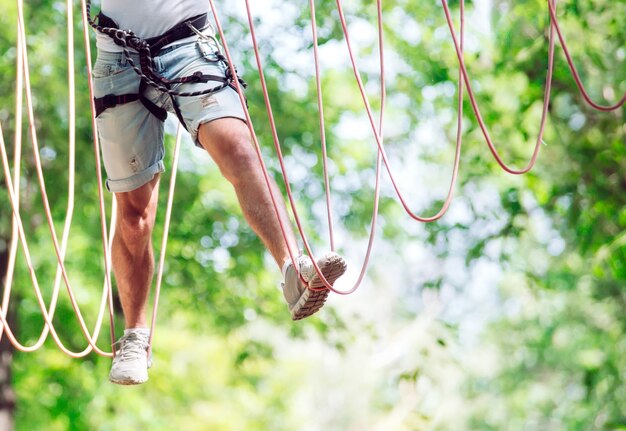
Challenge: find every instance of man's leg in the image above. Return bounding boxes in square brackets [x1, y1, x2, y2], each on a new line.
[197, 118, 346, 320]
[108, 175, 160, 385]
[111, 174, 161, 329]
[197, 118, 298, 266]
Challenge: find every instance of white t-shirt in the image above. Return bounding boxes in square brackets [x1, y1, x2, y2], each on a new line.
[95, 0, 210, 52]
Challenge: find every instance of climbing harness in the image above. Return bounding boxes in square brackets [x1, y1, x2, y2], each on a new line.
[86, 0, 246, 128]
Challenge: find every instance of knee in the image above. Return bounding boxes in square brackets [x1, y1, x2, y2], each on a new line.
[215, 135, 262, 185]
[198, 119, 264, 185]
[116, 205, 156, 246]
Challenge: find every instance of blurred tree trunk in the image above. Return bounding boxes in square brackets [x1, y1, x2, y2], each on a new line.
[0, 244, 15, 431]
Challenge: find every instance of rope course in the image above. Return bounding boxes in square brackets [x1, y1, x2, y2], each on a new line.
[0, 0, 623, 357]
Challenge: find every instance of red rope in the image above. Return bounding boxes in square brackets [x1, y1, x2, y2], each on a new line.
[546, 0, 625, 111]
[334, 0, 470, 221]
[207, 0, 302, 279]
[244, 0, 383, 294]
[226, 0, 393, 295]
[309, 0, 336, 252]
[441, 0, 555, 175]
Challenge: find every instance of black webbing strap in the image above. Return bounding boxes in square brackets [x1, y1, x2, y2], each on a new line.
[138, 80, 168, 122]
[95, 12, 117, 33]
[145, 14, 208, 55]
[94, 93, 139, 117]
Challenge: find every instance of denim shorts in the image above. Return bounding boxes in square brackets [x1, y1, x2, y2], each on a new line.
[93, 41, 246, 192]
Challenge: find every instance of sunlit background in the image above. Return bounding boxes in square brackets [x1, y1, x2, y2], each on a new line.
[0, 0, 624, 430]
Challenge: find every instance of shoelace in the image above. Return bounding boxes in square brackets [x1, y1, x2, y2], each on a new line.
[297, 255, 317, 284]
[281, 256, 311, 291]
[113, 333, 148, 361]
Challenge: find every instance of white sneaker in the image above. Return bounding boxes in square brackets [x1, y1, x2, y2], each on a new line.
[109, 329, 152, 385]
[282, 252, 347, 320]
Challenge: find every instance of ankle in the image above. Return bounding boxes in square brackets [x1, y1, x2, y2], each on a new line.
[281, 259, 293, 279]
[124, 327, 150, 336]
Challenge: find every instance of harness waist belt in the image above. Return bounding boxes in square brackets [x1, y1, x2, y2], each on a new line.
[96, 12, 208, 55]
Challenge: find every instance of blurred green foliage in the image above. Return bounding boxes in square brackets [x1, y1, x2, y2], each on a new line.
[0, 0, 624, 430]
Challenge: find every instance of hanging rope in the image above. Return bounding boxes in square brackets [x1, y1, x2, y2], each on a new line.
[0, 25, 24, 346]
[545, 0, 625, 111]
[0, 0, 113, 357]
[441, 0, 555, 175]
[309, 0, 336, 252]
[148, 126, 184, 356]
[0, 0, 181, 357]
[79, 0, 118, 354]
[239, 0, 387, 294]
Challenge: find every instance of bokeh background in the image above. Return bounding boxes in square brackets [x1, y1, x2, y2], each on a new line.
[0, 0, 624, 429]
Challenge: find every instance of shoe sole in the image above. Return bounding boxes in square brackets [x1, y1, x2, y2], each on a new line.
[109, 376, 148, 385]
[109, 357, 151, 385]
[290, 253, 347, 321]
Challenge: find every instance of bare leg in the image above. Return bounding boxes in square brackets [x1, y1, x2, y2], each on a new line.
[111, 175, 160, 329]
[197, 118, 298, 267]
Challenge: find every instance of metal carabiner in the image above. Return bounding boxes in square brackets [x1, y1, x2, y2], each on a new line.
[187, 23, 222, 54]
[187, 22, 222, 57]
